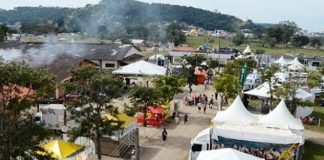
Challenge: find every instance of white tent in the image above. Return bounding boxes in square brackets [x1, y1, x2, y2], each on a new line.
[197, 148, 264, 160]
[273, 56, 288, 66]
[244, 82, 272, 98]
[258, 100, 304, 130]
[213, 96, 257, 125]
[244, 83, 313, 102]
[288, 63, 304, 71]
[295, 88, 314, 101]
[295, 106, 313, 119]
[112, 60, 166, 76]
[288, 57, 304, 71]
[243, 45, 252, 54]
[274, 72, 289, 83]
[193, 128, 210, 144]
[289, 57, 303, 66]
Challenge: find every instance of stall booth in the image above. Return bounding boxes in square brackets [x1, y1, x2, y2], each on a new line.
[136, 106, 165, 126]
[194, 69, 207, 85]
[212, 97, 305, 160]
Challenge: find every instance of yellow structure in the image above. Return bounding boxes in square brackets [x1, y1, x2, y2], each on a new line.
[103, 113, 133, 128]
[42, 140, 84, 159]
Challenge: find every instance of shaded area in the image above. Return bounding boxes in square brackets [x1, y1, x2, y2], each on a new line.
[304, 140, 324, 160]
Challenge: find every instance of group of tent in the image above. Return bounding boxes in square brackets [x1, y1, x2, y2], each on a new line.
[244, 82, 314, 102]
[273, 56, 305, 71]
[211, 96, 303, 159]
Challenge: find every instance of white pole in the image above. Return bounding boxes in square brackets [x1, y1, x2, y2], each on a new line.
[318, 119, 321, 128]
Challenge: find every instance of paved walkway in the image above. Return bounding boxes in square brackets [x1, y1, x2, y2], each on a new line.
[138, 85, 217, 160]
[305, 129, 324, 145]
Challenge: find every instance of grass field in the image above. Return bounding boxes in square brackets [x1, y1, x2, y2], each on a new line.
[304, 140, 324, 160]
[185, 36, 324, 57]
[305, 106, 324, 133]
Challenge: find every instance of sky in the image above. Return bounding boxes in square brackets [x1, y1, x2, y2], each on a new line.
[0, 0, 323, 32]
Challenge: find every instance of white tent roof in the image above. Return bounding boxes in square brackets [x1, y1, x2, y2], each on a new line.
[243, 45, 252, 54]
[289, 57, 303, 66]
[274, 72, 289, 82]
[273, 56, 288, 66]
[214, 96, 257, 125]
[259, 100, 304, 130]
[197, 148, 264, 160]
[112, 60, 166, 76]
[214, 123, 303, 144]
[193, 128, 210, 143]
[288, 63, 304, 71]
[295, 88, 313, 101]
[244, 82, 271, 98]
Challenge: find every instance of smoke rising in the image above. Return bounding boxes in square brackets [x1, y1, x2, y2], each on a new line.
[0, 37, 88, 67]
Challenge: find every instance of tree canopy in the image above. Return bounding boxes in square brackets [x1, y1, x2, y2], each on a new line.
[63, 66, 124, 160]
[0, 59, 55, 159]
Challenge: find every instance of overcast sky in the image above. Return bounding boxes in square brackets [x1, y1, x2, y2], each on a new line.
[1, 0, 323, 32]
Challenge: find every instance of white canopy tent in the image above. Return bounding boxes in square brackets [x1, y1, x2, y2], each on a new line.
[274, 72, 289, 83]
[112, 60, 166, 76]
[259, 100, 304, 130]
[213, 123, 303, 144]
[273, 56, 289, 67]
[243, 82, 272, 98]
[244, 83, 314, 102]
[197, 148, 264, 160]
[295, 106, 313, 119]
[213, 96, 257, 125]
[288, 57, 304, 71]
[243, 45, 252, 54]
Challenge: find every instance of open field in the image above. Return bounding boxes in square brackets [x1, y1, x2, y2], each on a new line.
[185, 36, 324, 57]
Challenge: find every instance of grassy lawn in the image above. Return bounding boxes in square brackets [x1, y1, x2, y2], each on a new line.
[305, 106, 324, 133]
[304, 140, 324, 160]
[185, 36, 324, 57]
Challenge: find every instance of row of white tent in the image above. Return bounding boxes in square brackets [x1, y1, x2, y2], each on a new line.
[212, 96, 304, 145]
[273, 56, 305, 71]
[244, 82, 314, 102]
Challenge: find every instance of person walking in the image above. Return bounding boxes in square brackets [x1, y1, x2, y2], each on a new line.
[184, 114, 188, 124]
[162, 128, 168, 141]
[209, 96, 214, 109]
[203, 106, 207, 114]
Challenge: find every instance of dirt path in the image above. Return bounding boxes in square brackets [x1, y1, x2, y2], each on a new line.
[305, 129, 324, 145]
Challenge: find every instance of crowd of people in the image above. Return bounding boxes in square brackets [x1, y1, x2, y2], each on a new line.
[214, 143, 284, 160]
[184, 94, 215, 114]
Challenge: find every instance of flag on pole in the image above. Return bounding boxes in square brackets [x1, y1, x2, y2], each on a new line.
[239, 63, 248, 86]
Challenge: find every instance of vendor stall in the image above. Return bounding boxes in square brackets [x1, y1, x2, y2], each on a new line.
[194, 69, 207, 85]
[136, 106, 165, 126]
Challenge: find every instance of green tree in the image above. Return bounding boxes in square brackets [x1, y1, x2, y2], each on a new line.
[291, 35, 310, 48]
[232, 34, 245, 46]
[0, 59, 55, 159]
[128, 86, 160, 127]
[279, 21, 299, 44]
[307, 71, 322, 89]
[309, 37, 323, 48]
[214, 73, 241, 110]
[255, 49, 265, 55]
[63, 66, 124, 160]
[0, 24, 10, 42]
[182, 54, 206, 93]
[166, 23, 186, 46]
[259, 65, 280, 110]
[153, 75, 186, 104]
